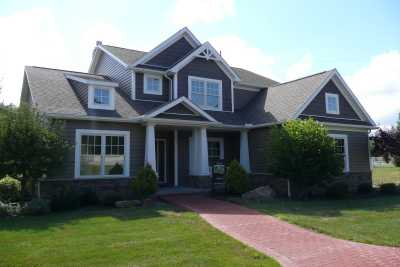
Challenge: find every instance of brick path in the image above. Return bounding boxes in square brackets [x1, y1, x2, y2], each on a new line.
[162, 195, 400, 267]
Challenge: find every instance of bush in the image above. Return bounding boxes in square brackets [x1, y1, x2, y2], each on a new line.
[380, 183, 397, 195]
[79, 188, 99, 206]
[0, 176, 21, 203]
[50, 186, 80, 212]
[326, 181, 349, 198]
[269, 119, 343, 198]
[22, 198, 50, 215]
[0, 201, 21, 217]
[225, 160, 248, 195]
[357, 183, 374, 194]
[100, 192, 124, 206]
[132, 165, 158, 201]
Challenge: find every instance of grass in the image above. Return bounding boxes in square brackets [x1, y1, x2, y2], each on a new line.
[235, 195, 400, 247]
[373, 166, 400, 186]
[0, 202, 279, 267]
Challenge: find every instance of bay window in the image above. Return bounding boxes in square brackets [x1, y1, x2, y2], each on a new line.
[75, 130, 130, 178]
[189, 76, 222, 111]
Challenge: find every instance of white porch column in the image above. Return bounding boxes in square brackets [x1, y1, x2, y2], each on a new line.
[198, 127, 210, 176]
[174, 129, 179, 186]
[144, 123, 156, 172]
[240, 130, 251, 173]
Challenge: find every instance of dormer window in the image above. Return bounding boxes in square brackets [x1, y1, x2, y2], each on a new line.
[144, 74, 162, 95]
[88, 86, 115, 110]
[188, 76, 222, 111]
[325, 93, 339, 114]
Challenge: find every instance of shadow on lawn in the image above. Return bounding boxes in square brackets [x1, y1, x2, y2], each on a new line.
[0, 202, 186, 231]
[237, 195, 400, 218]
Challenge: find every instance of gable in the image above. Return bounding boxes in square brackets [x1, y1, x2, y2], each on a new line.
[163, 103, 197, 115]
[145, 37, 194, 68]
[302, 80, 361, 120]
[153, 102, 209, 121]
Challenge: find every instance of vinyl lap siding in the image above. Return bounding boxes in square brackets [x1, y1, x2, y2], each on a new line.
[94, 52, 132, 97]
[234, 88, 259, 110]
[248, 128, 271, 173]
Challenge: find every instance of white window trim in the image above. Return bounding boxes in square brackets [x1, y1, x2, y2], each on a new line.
[208, 137, 224, 160]
[88, 85, 115, 110]
[325, 93, 340, 115]
[328, 133, 349, 173]
[144, 73, 163, 95]
[74, 129, 130, 179]
[188, 76, 223, 111]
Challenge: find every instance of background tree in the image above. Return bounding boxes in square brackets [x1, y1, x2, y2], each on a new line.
[372, 114, 400, 167]
[0, 104, 70, 196]
[269, 119, 343, 198]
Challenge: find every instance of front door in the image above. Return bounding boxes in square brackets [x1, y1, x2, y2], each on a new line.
[156, 139, 167, 183]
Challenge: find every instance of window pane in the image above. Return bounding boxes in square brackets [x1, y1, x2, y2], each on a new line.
[104, 135, 126, 175]
[191, 93, 204, 106]
[80, 135, 101, 176]
[207, 82, 219, 95]
[94, 88, 110, 105]
[327, 96, 338, 112]
[191, 80, 204, 94]
[206, 95, 219, 108]
[146, 77, 161, 92]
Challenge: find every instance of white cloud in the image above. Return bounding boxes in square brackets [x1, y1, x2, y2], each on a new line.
[170, 0, 235, 26]
[0, 9, 125, 105]
[210, 35, 276, 79]
[346, 51, 400, 126]
[285, 53, 313, 81]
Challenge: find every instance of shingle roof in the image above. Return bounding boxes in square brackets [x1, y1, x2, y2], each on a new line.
[25, 66, 162, 119]
[240, 70, 333, 124]
[232, 67, 279, 88]
[100, 44, 279, 88]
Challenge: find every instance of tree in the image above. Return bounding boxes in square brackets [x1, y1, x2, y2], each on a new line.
[372, 122, 400, 167]
[269, 119, 343, 198]
[0, 104, 70, 196]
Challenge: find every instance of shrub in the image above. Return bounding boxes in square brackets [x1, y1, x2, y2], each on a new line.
[132, 165, 158, 201]
[100, 192, 124, 206]
[0, 176, 21, 203]
[22, 198, 50, 215]
[326, 181, 349, 198]
[50, 186, 80, 212]
[79, 188, 99, 206]
[380, 183, 397, 195]
[269, 119, 343, 198]
[225, 160, 248, 195]
[357, 183, 374, 194]
[0, 201, 21, 217]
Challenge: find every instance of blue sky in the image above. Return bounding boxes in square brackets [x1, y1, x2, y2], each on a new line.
[0, 0, 399, 126]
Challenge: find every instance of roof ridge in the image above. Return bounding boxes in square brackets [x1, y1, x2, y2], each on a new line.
[102, 44, 147, 53]
[25, 66, 105, 77]
[270, 69, 333, 88]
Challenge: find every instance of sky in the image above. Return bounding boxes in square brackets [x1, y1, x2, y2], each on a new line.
[0, 0, 399, 126]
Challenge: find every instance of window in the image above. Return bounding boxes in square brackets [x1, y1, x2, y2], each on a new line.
[88, 86, 115, 110]
[75, 130, 130, 178]
[188, 76, 222, 111]
[144, 74, 162, 95]
[208, 138, 224, 165]
[329, 134, 349, 172]
[325, 93, 339, 114]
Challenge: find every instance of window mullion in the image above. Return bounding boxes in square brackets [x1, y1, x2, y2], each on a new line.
[101, 135, 105, 176]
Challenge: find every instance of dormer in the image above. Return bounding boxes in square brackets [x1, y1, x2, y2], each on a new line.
[66, 75, 118, 111]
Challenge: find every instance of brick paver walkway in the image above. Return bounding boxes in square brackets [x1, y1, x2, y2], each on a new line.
[162, 195, 400, 267]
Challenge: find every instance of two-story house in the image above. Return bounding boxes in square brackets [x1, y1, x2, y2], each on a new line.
[20, 27, 376, 195]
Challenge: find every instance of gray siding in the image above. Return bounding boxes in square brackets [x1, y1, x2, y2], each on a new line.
[51, 120, 145, 179]
[94, 52, 132, 97]
[177, 58, 232, 112]
[165, 103, 195, 115]
[303, 81, 361, 120]
[248, 128, 271, 173]
[135, 72, 170, 101]
[146, 37, 194, 68]
[234, 88, 259, 110]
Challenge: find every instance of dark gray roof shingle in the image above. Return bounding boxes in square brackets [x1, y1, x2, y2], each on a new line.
[101, 45, 146, 65]
[232, 67, 279, 88]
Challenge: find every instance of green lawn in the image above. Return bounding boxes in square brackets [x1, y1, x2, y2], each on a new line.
[235, 195, 400, 247]
[0, 202, 279, 267]
[373, 166, 400, 186]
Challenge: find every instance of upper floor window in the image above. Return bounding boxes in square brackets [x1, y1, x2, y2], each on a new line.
[188, 76, 222, 111]
[88, 86, 115, 110]
[325, 93, 339, 114]
[144, 74, 162, 95]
